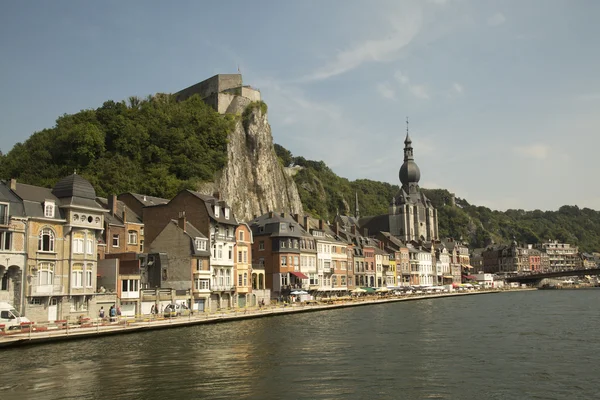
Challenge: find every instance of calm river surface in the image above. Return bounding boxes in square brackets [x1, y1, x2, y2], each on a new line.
[2, 290, 600, 400]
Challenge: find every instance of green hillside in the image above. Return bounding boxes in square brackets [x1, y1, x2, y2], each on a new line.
[276, 145, 600, 253]
[0, 94, 234, 198]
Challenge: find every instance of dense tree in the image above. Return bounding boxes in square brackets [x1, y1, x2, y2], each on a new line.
[0, 94, 234, 197]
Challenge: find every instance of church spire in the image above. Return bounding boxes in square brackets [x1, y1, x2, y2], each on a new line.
[403, 117, 414, 161]
[354, 192, 360, 219]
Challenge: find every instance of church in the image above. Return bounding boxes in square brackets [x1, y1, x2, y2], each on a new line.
[358, 132, 439, 244]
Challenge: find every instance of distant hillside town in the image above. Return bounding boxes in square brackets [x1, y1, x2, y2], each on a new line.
[0, 74, 596, 323]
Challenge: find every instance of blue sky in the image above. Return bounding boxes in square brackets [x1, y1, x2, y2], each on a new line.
[1, 0, 599, 211]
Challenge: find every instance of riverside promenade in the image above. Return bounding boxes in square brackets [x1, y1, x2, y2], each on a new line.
[0, 289, 528, 349]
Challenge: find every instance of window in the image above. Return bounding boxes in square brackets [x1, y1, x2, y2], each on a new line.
[140, 240, 144, 252]
[71, 264, 83, 288]
[281, 240, 286, 249]
[281, 256, 287, 266]
[258, 257, 265, 267]
[195, 279, 210, 290]
[195, 238, 206, 251]
[243, 251, 247, 263]
[73, 235, 84, 254]
[243, 272, 248, 286]
[281, 274, 289, 286]
[294, 256, 299, 267]
[214, 206, 220, 218]
[122, 279, 139, 292]
[0, 203, 7, 224]
[38, 263, 54, 285]
[44, 201, 55, 218]
[85, 265, 93, 288]
[238, 251, 243, 263]
[0, 231, 12, 251]
[224, 208, 230, 219]
[239, 231, 244, 241]
[112, 234, 119, 247]
[38, 228, 55, 252]
[259, 241, 264, 251]
[86, 238, 94, 254]
[128, 230, 138, 245]
[140, 227, 144, 236]
[238, 274, 243, 286]
[310, 274, 319, 285]
[218, 245, 223, 259]
[228, 246, 233, 260]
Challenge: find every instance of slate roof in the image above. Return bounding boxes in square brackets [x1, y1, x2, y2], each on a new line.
[0, 181, 25, 217]
[250, 212, 311, 239]
[129, 193, 169, 207]
[358, 214, 389, 237]
[12, 183, 65, 220]
[166, 219, 210, 257]
[186, 190, 238, 226]
[96, 197, 143, 225]
[52, 174, 96, 199]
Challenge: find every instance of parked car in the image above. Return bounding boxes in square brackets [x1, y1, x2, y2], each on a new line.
[163, 304, 190, 318]
[0, 302, 31, 330]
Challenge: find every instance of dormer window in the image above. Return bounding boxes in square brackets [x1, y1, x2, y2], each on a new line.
[195, 238, 207, 251]
[224, 207, 230, 219]
[214, 206, 220, 218]
[44, 201, 55, 218]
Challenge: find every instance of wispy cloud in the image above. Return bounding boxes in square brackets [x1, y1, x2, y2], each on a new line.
[487, 12, 506, 27]
[453, 82, 464, 94]
[376, 82, 396, 100]
[394, 71, 430, 100]
[513, 144, 550, 160]
[302, 8, 423, 82]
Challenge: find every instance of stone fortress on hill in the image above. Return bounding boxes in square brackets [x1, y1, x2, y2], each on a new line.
[175, 73, 262, 115]
[173, 74, 304, 222]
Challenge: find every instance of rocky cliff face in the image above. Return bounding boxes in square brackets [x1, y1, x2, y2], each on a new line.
[198, 104, 304, 222]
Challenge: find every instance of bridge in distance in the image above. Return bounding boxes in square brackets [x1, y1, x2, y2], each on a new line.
[505, 268, 600, 284]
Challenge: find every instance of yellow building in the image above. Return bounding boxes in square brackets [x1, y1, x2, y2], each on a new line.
[12, 174, 105, 322]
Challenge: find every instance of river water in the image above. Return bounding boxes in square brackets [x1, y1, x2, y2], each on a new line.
[1, 290, 600, 400]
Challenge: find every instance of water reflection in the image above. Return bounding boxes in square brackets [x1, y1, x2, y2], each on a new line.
[2, 290, 600, 399]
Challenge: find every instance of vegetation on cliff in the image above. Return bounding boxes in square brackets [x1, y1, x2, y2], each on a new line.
[276, 144, 600, 252]
[0, 94, 235, 198]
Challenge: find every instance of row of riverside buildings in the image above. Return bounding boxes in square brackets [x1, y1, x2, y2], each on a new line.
[0, 134, 480, 323]
[0, 134, 591, 324]
[0, 74, 592, 322]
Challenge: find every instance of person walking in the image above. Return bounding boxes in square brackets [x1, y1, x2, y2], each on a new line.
[99, 307, 105, 320]
[109, 305, 116, 322]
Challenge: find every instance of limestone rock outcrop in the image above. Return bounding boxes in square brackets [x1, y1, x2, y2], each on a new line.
[198, 106, 304, 222]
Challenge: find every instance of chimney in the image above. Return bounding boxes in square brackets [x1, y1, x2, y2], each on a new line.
[212, 191, 220, 200]
[280, 212, 285, 218]
[318, 219, 324, 230]
[109, 194, 118, 216]
[292, 213, 299, 223]
[9, 178, 16, 191]
[143, 195, 147, 202]
[303, 216, 309, 230]
[351, 225, 356, 235]
[334, 222, 340, 235]
[122, 207, 127, 223]
[269, 211, 274, 218]
[178, 211, 186, 232]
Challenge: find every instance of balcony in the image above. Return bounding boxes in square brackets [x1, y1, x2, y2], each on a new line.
[30, 284, 63, 296]
[121, 291, 139, 299]
[211, 234, 236, 242]
[212, 285, 235, 291]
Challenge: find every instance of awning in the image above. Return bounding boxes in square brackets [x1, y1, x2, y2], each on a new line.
[463, 275, 477, 280]
[443, 275, 454, 279]
[462, 265, 474, 269]
[290, 271, 309, 279]
[360, 287, 376, 294]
